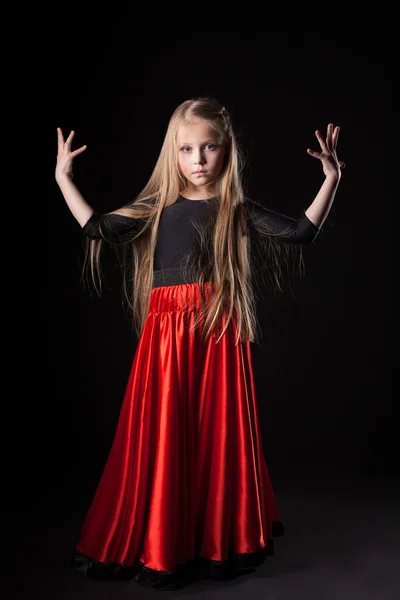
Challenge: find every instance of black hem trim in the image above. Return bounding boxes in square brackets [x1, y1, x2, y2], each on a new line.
[69, 521, 284, 590]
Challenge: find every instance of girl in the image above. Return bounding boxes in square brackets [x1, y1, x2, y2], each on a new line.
[56, 97, 344, 590]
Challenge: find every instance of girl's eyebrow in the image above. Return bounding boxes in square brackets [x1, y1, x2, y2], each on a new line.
[179, 140, 218, 145]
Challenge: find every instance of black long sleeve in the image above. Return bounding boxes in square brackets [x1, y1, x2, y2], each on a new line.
[245, 199, 320, 244]
[82, 211, 146, 242]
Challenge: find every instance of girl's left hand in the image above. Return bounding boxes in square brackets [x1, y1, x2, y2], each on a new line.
[307, 123, 346, 178]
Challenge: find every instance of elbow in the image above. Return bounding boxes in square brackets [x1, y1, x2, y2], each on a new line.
[81, 213, 102, 239]
[81, 225, 102, 240]
[308, 229, 320, 244]
[302, 222, 321, 245]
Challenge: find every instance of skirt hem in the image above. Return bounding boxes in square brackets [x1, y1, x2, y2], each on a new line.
[70, 521, 284, 590]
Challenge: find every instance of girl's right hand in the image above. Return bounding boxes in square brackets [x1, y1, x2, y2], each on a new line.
[55, 128, 87, 182]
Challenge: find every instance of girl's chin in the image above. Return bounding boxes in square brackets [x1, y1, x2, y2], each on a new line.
[190, 178, 215, 188]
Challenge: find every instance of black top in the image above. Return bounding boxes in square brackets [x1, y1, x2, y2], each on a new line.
[82, 195, 320, 287]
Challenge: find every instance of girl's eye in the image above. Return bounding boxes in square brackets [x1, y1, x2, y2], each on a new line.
[180, 144, 217, 153]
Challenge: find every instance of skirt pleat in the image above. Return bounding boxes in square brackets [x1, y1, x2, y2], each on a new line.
[70, 282, 284, 589]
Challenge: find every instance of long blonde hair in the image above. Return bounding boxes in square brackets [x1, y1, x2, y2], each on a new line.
[82, 97, 303, 345]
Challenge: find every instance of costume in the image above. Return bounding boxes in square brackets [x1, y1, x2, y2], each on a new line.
[70, 196, 319, 589]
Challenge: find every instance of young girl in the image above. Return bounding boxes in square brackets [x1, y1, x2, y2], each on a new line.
[56, 97, 344, 590]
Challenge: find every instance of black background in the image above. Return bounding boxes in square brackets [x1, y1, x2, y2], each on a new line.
[17, 29, 393, 517]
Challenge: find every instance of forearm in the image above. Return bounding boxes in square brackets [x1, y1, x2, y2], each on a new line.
[56, 174, 94, 228]
[305, 173, 341, 229]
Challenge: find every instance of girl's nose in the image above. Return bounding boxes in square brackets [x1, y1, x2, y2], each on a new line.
[194, 152, 205, 165]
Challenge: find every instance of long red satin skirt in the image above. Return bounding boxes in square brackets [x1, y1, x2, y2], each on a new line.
[70, 282, 284, 589]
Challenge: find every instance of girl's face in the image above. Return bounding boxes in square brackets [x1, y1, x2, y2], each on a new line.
[177, 119, 226, 194]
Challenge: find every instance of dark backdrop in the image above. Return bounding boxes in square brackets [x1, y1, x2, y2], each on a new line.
[17, 30, 392, 509]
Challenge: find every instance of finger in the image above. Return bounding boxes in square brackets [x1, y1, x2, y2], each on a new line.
[315, 129, 328, 152]
[57, 127, 65, 150]
[332, 125, 340, 148]
[65, 130, 75, 150]
[307, 148, 322, 159]
[326, 123, 334, 151]
[71, 145, 87, 157]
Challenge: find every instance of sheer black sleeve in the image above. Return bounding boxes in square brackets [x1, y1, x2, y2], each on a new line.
[82, 212, 147, 242]
[245, 199, 320, 244]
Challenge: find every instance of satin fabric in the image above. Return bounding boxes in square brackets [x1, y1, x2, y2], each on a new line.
[74, 282, 283, 583]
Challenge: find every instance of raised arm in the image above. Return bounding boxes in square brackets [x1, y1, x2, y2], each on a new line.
[246, 123, 345, 243]
[55, 128, 94, 227]
[55, 128, 148, 242]
[304, 123, 345, 228]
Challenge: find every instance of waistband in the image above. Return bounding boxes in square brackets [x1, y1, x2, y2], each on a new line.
[149, 279, 217, 313]
[152, 267, 197, 288]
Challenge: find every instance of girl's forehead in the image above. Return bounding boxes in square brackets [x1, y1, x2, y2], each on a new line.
[177, 120, 216, 141]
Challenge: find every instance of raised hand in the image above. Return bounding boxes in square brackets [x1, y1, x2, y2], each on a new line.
[307, 123, 346, 179]
[56, 128, 87, 182]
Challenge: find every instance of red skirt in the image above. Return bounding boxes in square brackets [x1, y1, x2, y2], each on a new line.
[70, 282, 284, 589]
